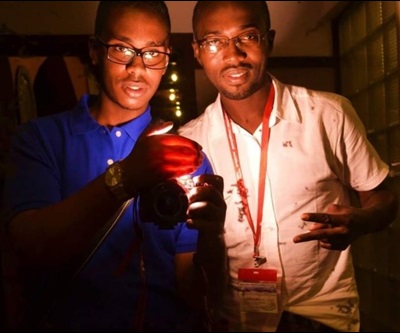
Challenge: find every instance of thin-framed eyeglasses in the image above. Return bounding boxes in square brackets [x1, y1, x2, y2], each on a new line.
[196, 31, 268, 54]
[96, 36, 170, 70]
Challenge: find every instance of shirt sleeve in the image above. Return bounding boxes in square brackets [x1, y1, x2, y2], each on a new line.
[339, 97, 389, 191]
[2, 121, 61, 221]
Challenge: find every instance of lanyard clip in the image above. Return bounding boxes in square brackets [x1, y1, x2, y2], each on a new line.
[254, 256, 267, 267]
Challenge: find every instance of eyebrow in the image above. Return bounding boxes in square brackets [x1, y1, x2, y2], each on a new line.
[199, 25, 261, 37]
[111, 35, 168, 48]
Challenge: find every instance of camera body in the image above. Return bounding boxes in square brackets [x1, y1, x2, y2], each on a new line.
[138, 174, 223, 229]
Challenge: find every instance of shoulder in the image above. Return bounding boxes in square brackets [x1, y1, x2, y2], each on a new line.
[179, 113, 207, 136]
[277, 79, 354, 115]
[274, 80, 359, 133]
[12, 95, 91, 146]
[178, 97, 221, 140]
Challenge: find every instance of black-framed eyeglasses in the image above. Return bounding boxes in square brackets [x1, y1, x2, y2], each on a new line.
[196, 31, 268, 54]
[96, 36, 170, 70]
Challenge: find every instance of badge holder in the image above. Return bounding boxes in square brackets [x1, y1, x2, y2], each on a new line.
[237, 267, 279, 314]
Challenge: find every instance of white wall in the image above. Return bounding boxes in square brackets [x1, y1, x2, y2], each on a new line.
[0, 1, 342, 57]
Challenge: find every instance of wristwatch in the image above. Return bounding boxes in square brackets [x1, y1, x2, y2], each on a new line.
[105, 161, 130, 201]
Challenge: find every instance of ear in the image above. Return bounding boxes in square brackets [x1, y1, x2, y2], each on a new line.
[88, 36, 100, 65]
[191, 41, 203, 67]
[161, 47, 172, 75]
[266, 30, 275, 54]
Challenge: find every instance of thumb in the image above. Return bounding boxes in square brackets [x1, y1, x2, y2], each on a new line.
[326, 203, 349, 214]
[141, 120, 174, 138]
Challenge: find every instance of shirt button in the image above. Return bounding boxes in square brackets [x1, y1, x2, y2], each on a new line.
[115, 131, 122, 137]
[107, 159, 114, 165]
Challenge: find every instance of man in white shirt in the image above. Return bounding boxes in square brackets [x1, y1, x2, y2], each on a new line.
[179, 1, 398, 331]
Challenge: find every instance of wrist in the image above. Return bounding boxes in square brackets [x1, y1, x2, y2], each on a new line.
[197, 231, 225, 248]
[104, 161, 132, 201]
[195, 233, 226, 264]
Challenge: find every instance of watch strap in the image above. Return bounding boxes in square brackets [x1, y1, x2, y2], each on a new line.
[105, 161, 131, 201]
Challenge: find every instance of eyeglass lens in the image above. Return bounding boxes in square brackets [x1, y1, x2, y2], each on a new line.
[108, 46, 168, 68]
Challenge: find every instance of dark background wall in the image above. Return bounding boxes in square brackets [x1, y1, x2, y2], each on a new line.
[1, 1, 399, 332]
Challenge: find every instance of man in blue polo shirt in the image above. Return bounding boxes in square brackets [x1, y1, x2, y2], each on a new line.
[1, 1, 226, 331]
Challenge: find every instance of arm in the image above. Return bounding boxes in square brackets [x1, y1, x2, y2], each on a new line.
[6, 122, 203, 270]
[175, 175, 228, 330]
[293, 178, 398, 250]
[7, 176, 127, 271]
[356, 179, 398, 233]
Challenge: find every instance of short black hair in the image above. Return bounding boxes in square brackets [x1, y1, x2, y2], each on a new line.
[95, 1, 171, 36]
[192, 1, 271, 40]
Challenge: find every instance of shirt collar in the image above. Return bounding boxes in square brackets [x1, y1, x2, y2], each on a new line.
[206, 75, 301, 139]
[70, 94, 152, 140]
[271, 75, 301, 124]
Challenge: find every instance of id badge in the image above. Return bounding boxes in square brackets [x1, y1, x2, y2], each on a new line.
[238, 268, 278, 313]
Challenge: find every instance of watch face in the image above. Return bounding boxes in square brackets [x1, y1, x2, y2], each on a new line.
[105, 163, 130, 201]
[106, 163, 123, 186]
[16, 65, 37, 124]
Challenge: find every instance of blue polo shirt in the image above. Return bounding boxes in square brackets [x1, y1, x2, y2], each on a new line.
[2, 94, 213, 331]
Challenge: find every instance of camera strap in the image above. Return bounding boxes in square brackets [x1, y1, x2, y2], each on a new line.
[36, 198, 135, 330]
[75, 198, 134, 277]
[76, 199, 147, 332]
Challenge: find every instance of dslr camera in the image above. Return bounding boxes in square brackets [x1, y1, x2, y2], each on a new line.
[138, 174, 223, 229]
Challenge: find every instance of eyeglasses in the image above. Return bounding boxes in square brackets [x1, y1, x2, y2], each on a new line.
[96, 36, 170, 70]
[196, 31, 267, 54]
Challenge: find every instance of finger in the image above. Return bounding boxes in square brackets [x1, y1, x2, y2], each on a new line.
[193, 174, 224, 194]
[142, 141, 203, 167]
[319, 240, 349, 251]
[293, 229, 331, 243]
[319, 242, 333, 250]
[189, 185, 225, 207]
[186, 216, 224, 233]
[187, 199, 225, 233]
[151, 153, 203, 171]
[297, 231, 331, 246]
[166, 146, 203, 159]
[150, 166, 201, 180]
[308, 222, 330, 231]
[150, 148, 202, 164]
[139, 121, 174, 139]
[147, 121, 174, 136]
[156, 134, 203, 150]
[186, 218, 196, 229]
[188, 201, 225, 220]
[301, 213, 334, 226]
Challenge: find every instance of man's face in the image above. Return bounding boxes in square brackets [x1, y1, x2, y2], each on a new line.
[193, 2, 274, 101]
[91, 6, 170, 114]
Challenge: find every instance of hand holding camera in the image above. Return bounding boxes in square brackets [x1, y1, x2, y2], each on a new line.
[118, 120, 225, 231]
[185, 174, 226, 234]
[120, 121, 204, 197]
[139, 174, 225, 230]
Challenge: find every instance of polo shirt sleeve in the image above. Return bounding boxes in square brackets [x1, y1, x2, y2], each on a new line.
[175, 223, 199, 253]
[2, 120, 61, 221]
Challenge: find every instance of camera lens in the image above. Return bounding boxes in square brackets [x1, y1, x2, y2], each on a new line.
[138, 174, 223, 229]
[139, 180, 189, 229]
[153, 182, 188, 220]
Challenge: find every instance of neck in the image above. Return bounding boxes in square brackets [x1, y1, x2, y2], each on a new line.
[90, 96, 147, 128]
[221, 82, 272, 134]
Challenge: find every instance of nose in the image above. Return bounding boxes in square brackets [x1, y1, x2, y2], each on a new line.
[126, 54, 146, 73]
[223, 38, 246, 60]
[229, 37, 241, 48]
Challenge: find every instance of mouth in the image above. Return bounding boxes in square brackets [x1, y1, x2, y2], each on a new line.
[122, 82, 147, 97]
[222, 68, 249, 85]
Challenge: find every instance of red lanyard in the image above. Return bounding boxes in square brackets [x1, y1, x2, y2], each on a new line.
[222, 84, 275, 259]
